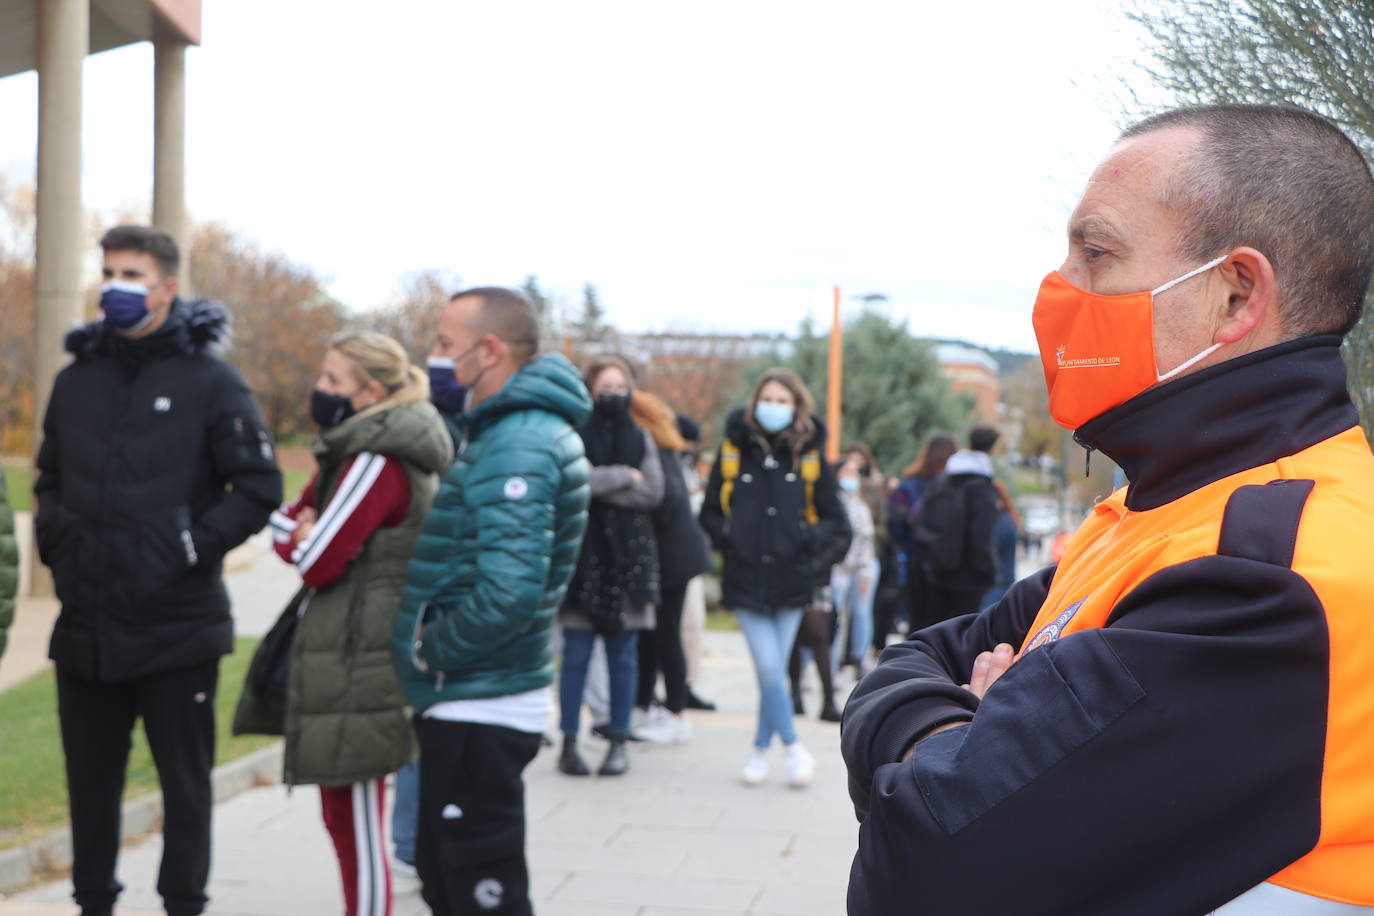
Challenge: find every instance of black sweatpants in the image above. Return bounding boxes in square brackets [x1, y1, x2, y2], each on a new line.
[414, 717, 542, 916]
[56, 661, 218, 916]
[636, 581, 689, 713]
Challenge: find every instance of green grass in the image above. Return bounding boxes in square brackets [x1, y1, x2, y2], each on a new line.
[705, 609, 739, 631]
[0, 637, 275, 851]
[282, 468, 312, 502]
[3, 464, 31, 512]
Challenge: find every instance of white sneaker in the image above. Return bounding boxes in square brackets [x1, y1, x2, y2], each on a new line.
[786, 742, 815, 788]
[392, 858, 421, 895]
[635, 712, 693, 744]
[631, 705, 666, 733]
[740, 750, 769, 786]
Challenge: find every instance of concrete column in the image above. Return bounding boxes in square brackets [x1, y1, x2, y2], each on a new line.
[153, 40, 188, 289]
[30, 0, 89, 597]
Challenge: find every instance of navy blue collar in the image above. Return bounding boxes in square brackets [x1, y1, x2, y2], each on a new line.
[1074, 336, 1359, 511]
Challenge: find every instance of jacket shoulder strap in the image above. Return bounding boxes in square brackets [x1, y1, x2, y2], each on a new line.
[800, 450, 821, 525]
[1217, 478, 1315, 569]
[720, 440, 741, 517]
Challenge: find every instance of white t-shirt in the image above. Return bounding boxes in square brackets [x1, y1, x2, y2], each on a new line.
[421, 686, 552, 734]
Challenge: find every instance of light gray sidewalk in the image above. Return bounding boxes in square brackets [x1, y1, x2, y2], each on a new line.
[2, 545, 860, 915]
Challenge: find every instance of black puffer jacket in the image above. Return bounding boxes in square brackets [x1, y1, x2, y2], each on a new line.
[34, 300, 282, 682]
[699, 408, 851, 613]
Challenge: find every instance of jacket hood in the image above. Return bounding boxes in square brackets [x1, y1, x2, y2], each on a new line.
[65, 298, 230, 361]
[724, 405, 828, 453]
[945, 449, 994, 477]
[469, 353, 592, 432]
[316, 399, 454, 477]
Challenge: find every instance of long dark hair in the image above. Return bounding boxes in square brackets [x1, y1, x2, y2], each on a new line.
[903, 432, 957, 479]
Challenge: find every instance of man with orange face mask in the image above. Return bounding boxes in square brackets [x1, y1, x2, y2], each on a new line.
[841, 104, 1374, 915]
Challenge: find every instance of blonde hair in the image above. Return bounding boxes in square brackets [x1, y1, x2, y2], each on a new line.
[631, 390, 686, 452]
[330, 331, 429, 420]
[747, 367, 817, 464]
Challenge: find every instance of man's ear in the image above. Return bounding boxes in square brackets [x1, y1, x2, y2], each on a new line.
[163, 275, 180, 302]
[1214, 247, 1276, 344]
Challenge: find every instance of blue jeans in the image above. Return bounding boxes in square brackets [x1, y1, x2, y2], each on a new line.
[735, 608, 804, 749]
[832, 558, 880, 670]
[392, 758, 419, 866]
[560, 628, 638, 738]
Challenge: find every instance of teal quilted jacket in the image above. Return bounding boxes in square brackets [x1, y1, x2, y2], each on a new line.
[392, 354, 591, 711]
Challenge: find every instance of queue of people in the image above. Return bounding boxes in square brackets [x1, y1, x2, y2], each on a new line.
[28, 100, 1374, 916]
[26, 225, 1025, 916]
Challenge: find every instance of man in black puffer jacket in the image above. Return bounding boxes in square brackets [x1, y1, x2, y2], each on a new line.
[34, 226, 281, 916]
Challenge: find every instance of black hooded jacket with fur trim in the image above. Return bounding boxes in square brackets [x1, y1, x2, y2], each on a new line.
[699, 407, 851, 613]
[34, 299, 282, 682]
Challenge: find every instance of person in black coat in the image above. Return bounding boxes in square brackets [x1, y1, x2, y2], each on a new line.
[630, 391, 712, 743]
[699, 367, 851, 788]
[33, 226, 281, 916]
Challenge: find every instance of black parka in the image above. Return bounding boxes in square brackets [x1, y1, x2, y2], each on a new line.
[34, 300, 282, 682]
[699, 408, 851, 613]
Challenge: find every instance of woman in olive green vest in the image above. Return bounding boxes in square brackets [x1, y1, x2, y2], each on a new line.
[241, 332, 451, 916]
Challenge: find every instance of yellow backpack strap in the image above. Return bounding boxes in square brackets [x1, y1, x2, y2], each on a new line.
[720, 440, 741, 516]
[800, 450, 821, 525]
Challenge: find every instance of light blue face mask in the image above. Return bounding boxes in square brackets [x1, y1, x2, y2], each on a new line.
[755, 401, 794, 434]
[839, 477, 860, 493]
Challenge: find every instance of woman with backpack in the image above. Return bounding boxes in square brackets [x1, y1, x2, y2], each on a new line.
[887, 433, 958, 634]
[235, 332, 452, 916]
[557, 356, 664, 778]
[699, 368, 851, 788]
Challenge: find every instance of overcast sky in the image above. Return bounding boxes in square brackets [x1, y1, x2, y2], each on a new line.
[0, 1, 1156, 353]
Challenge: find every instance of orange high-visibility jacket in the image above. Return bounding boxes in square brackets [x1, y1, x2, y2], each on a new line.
[842, 337, 1374, 915]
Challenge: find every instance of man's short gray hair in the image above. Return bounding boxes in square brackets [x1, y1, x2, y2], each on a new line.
[1121, 104, 1374, 338]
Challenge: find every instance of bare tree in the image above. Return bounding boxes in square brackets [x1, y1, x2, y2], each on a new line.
[1126, 0, 1374, 437]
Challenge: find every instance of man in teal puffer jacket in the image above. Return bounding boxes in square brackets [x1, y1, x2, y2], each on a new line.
[393, 286, 590, 916]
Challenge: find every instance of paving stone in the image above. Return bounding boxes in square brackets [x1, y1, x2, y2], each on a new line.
[551, 872, 761, 912]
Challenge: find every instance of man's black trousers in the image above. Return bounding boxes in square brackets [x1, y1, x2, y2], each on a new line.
[56, 661, 218, 916]
[414, 717, 542, 916]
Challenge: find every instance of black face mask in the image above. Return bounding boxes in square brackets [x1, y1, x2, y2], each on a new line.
[311, 389, 356, 430]
[594, 393, 630, 419]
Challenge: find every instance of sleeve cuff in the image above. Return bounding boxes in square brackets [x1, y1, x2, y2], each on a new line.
[872, 695, 977, 766]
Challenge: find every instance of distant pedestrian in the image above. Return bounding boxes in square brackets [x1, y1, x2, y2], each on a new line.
[0, 473, 15, 661]
[236, 333, 451, 916]
[631, 390, 711, 744]
[886, 433, 957, 633]
[34, 226, 282, 916]
[392, 287, 591, 916]
[915, 426, 1001, 621]
[557, 356, 664, 777]
[699, 368, 851, 787]
[390, 344, 471, 884]
[981, 481, 1022, 608]
[833, 445, 884, 673]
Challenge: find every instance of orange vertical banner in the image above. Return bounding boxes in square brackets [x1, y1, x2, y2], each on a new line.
[826, 285, 842, 462]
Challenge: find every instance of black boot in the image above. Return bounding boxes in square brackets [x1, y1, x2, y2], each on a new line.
[791, 688, 804, 717]
[685, 687, 716, 712]
[819, 694, 843, 723]
[598, 737, 629, 776]
[558, 737, 590, 776]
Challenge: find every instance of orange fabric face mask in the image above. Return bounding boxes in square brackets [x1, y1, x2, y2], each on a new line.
[1031, 256, 1226, 429]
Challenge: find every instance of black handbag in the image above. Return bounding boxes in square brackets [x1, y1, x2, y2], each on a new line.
[232, 585, 308, 736]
